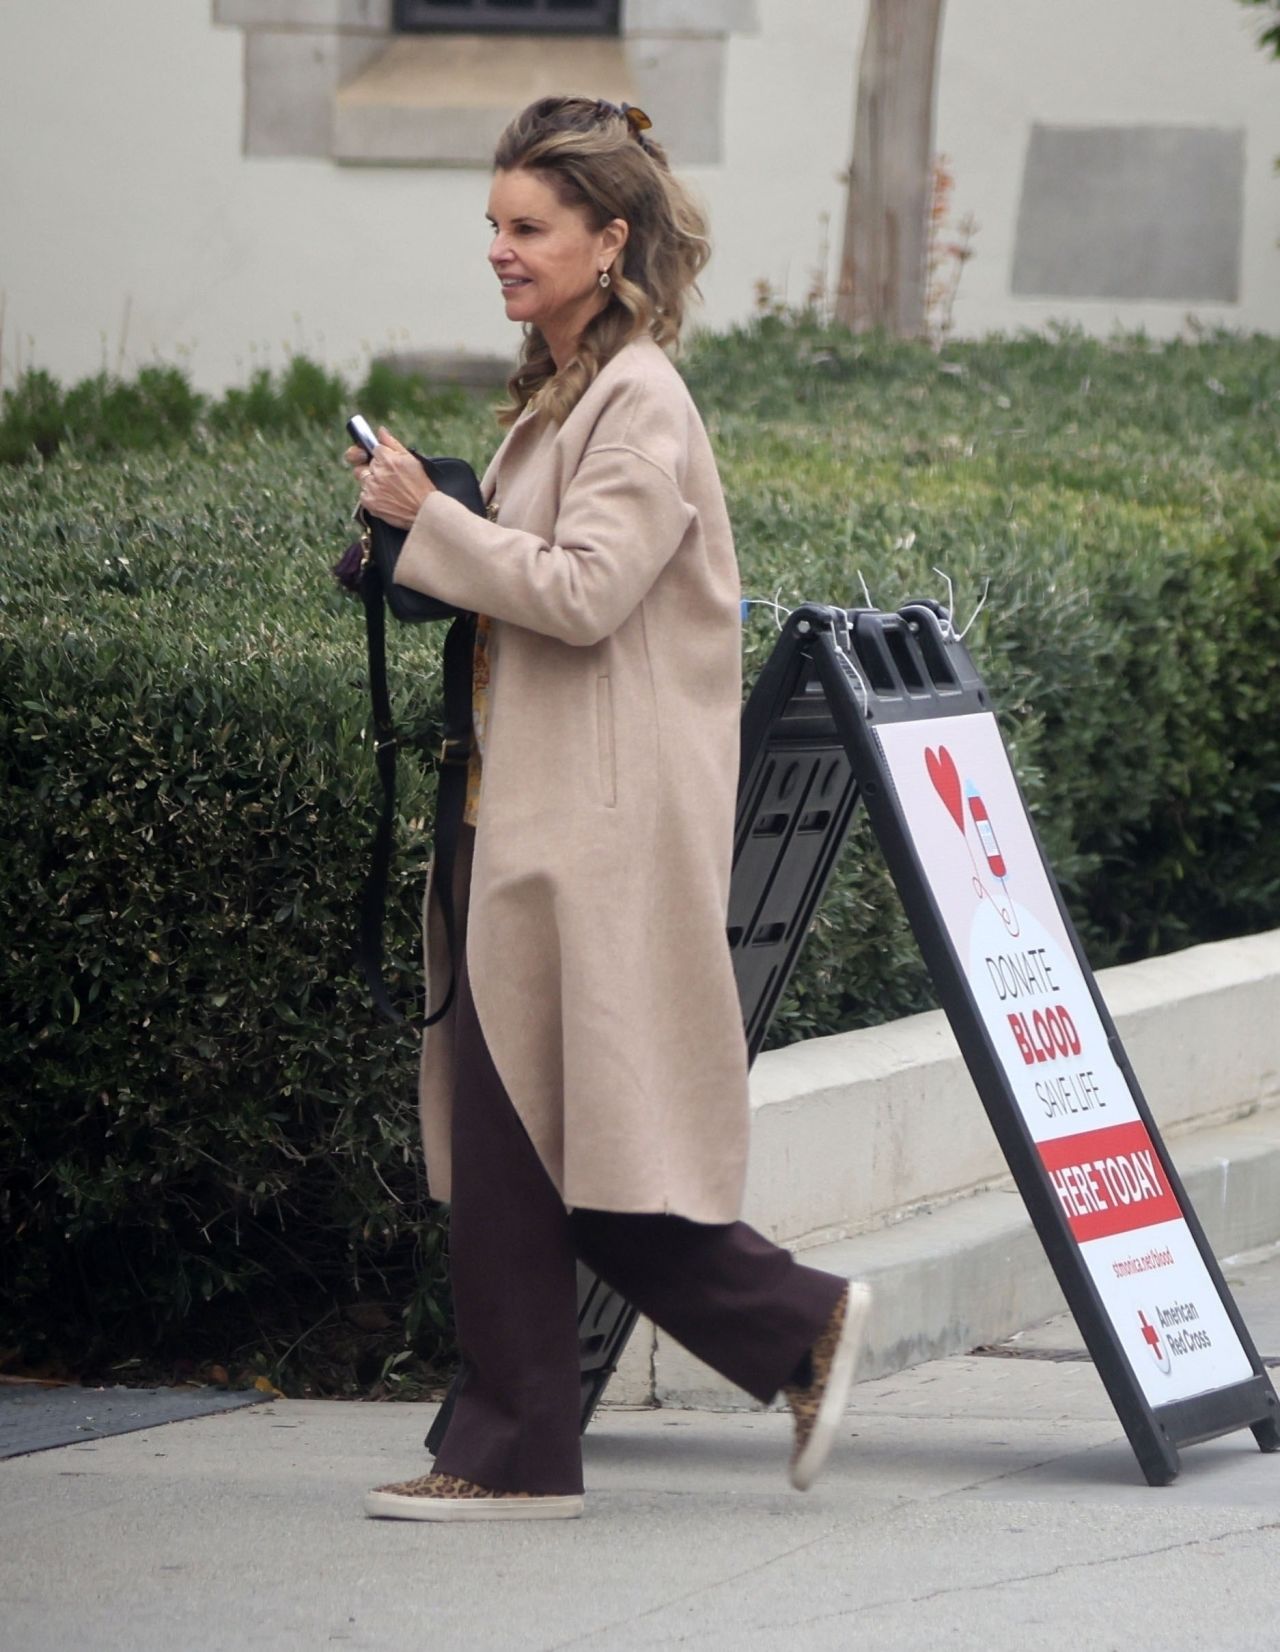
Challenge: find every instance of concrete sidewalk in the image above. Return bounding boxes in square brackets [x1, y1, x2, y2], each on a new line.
[4, 1250, 1278, 1652]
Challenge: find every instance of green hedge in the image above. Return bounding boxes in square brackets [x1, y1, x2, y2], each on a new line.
[692, 322, 1280, 1038]
[1, 324, 1278, 1389]
[0, 425, 486, 1391]
[0, 355, 469, 466]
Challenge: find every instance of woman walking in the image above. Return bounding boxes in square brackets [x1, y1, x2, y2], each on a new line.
[349, 95, 870, 1521]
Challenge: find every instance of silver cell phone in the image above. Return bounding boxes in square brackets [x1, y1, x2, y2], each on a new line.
[346, 413, 378, 456]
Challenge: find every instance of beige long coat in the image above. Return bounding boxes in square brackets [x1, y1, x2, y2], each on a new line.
[395, 337, 749, 1222]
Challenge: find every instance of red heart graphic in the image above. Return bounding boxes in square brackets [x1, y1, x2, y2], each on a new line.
[925, 745, 965, 833]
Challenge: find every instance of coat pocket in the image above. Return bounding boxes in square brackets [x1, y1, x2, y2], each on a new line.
[596, 674, 617, 808]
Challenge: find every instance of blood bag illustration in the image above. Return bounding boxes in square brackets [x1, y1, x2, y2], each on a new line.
[966, 781, 1007, 880]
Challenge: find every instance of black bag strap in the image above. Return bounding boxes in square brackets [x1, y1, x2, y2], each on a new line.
[357, 558, 476, 1028]
[423, 611, 479, 1027]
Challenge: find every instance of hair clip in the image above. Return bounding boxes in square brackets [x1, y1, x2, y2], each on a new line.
[594, 98, 654, 140]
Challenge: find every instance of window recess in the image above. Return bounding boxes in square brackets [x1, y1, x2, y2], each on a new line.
[395, 0, 619, 35]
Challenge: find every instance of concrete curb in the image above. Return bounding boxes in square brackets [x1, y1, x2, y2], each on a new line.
[645, 1113, 1280, 1408]
[745, 928, 1280, 1252]
[605, 928, 1280, 1409]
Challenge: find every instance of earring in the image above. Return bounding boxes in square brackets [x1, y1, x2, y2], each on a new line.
[598, 269, 612, 290]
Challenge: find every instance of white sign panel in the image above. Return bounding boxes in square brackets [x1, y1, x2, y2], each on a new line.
[875, 711, 1253, 1407]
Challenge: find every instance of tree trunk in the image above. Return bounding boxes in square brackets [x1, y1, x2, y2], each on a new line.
[836, 0, 946, 336]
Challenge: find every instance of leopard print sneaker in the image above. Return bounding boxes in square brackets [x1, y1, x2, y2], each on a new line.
[783, 1281, 872, 1491]
[364, 1471, 584, 1522]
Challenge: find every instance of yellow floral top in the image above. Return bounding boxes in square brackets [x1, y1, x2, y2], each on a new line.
[463, 613, 491, 827]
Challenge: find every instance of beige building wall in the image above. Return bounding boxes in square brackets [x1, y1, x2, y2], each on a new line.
[1, 0, 1276, 395]
[938, 0, 1280, 339]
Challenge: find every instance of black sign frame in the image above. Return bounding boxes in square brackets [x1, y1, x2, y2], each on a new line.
[804, 600, 1278, 1484]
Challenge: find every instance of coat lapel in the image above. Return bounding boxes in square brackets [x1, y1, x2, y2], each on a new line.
[482, 403, 545, 507]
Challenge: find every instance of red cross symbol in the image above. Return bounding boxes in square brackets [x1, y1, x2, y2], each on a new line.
[1138, 1311, 1163, 1360]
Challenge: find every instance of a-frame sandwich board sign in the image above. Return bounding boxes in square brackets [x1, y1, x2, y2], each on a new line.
[797, 598, 1279, 1485]
[429, 600, 1278, 1484]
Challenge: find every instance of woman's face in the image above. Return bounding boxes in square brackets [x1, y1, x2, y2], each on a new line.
[486, 167, 626, 354]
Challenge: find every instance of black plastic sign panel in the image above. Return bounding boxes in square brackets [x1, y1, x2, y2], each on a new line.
[809, 601, 1279, 1485]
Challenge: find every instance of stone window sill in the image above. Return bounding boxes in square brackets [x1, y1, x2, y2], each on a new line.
[217, 2, 757, 165]
[334, 36, 635, 166]
[333, 33, 723, 165]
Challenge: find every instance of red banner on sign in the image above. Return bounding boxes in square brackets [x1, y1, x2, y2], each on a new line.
[1037, 1120, 1183, 1243]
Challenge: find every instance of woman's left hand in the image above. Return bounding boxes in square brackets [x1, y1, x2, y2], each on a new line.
[353, 426, 436, 529]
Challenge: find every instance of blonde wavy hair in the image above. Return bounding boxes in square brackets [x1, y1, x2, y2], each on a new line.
[492, 95, 710, 427]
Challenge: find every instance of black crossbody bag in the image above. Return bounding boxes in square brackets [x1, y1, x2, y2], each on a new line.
[334, 453, 485, 1027]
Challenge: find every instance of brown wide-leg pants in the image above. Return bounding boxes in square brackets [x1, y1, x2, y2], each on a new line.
[431, 937, 846, 1497]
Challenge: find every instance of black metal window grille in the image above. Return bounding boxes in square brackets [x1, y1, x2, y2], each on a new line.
[395, 0, 619, 34]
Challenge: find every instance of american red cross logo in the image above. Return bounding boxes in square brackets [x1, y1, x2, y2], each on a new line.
[1138, 1310, 1171, 1375]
